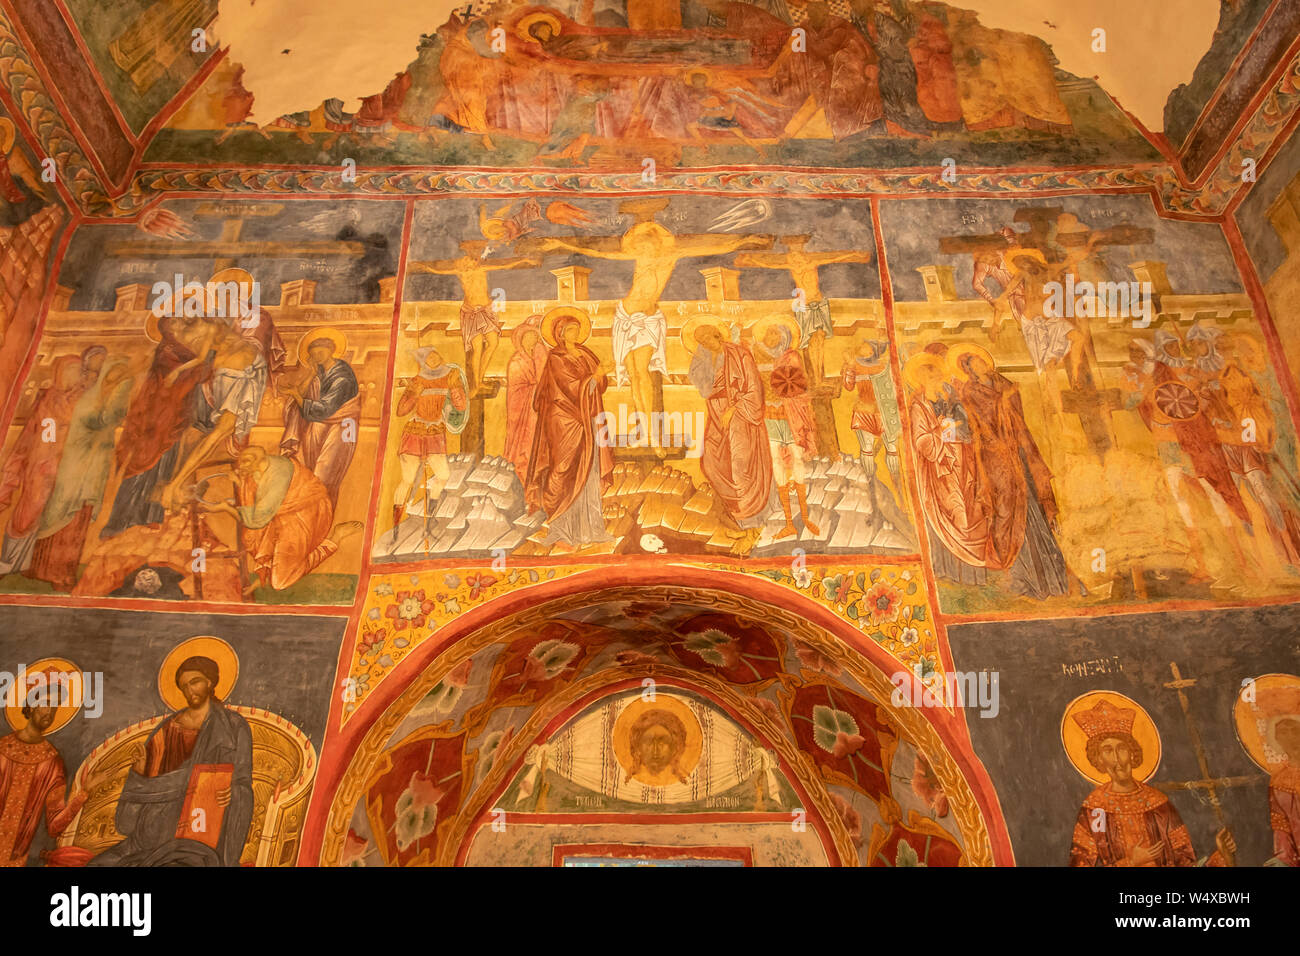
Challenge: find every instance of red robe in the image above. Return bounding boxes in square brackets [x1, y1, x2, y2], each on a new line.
[700, 343, 772, 521]
[505, 341, 548, 486]
[1139, 363, 1249, 522]
[909, 12, 962, 124]
[0, 356, 84, 541]
[957, 373, 1058, 571]
[908, 393, 989, 567]
[525, 343, 612, 520]
[804, 16, 884, 139]
[0, 734, 85, 866]
[117, 327, 210, 480]
[1070, 783, 1199, 867]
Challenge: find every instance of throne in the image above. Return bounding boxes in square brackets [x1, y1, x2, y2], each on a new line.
[57, 706, 317, 866]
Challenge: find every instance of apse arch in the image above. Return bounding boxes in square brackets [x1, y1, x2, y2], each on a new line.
[314, 569, 1006, 866]
[450, 673, 849, 866]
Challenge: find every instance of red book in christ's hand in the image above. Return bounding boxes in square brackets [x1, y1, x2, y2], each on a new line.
[175, 763, 233, 849]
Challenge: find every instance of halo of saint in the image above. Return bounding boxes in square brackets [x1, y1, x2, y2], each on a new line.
[541, 304, 591, 346]
[298, 325, 348, 366]
[1234, 673, 1300, 774]
[158, 635, 239, 711]
[4, 657, 82, 735]
[1060, 690, 1161, 785]
[612, 695, 704, 787]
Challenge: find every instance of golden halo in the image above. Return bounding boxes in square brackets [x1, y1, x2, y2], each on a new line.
[612, 694, 703, 787]
[209, 267, 256, 290]
[1234, 673, 1300, 773]
[4, 658, 83, 735]
[298, 326, 348, 366]
[516, 11, 561, 41]
[0, 117, 15, 155]
[1060, 691, 1162, 785]
[946, 342, 996, 380]
[680, 314, 724, 356]
[902, 351, 945, 392]
[750, 315, 801, 354]
[683, 67, 712, 85]
[145, 311, 164, 343]
[541, 305, 590, 346]
[158, 636, 239, 711]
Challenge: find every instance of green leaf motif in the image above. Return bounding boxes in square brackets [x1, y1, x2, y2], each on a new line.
[811, 705, 858, 753]
[896, 841, 925, 867]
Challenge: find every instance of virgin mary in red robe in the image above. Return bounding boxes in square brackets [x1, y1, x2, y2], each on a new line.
[524, 315, 613, 548]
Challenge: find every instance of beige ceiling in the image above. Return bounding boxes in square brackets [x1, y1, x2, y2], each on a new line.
[216, 0, 1220, 133]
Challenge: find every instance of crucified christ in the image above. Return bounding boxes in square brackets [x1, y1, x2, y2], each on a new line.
[409, 240, 541, 397]
[533, 197, 773, 452]
[734, 234, 872, 385]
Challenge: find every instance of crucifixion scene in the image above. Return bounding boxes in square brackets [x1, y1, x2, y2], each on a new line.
[378, 195, 917, 560]
[885, 194, 1300, 614]
[2, 0, 1300, 902]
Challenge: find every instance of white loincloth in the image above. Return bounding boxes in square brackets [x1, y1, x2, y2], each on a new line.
[612, 302, 667, 387]
[1021, 315, 1074, 373]
[209, 356, 269, 442]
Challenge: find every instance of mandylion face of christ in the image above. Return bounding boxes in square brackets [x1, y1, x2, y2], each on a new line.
[625, 709, 690, 785]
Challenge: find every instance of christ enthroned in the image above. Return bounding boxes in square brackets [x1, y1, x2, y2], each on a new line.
[535, 197, 773, 453]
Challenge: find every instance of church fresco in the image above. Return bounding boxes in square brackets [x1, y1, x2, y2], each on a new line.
[327, 585, 984, 867]
[147, 1, 1157, 171]
[375, 194, 918, 562]
[883, 193, 1300, 614]
[948, 602, 1300, 868]
[0, 197, 403, 605]
[0, 604, 342, 867]
[0, 0, 1296, 880]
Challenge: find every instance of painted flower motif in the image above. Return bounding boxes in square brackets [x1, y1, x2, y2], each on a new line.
[911, 754, 950, 818]
[443, 574, 461, 590]
[444, 598, 461, 614]
[900, 626, 920, 646]
[812, 705, 865, 758]
[821, 574, 851, 604]
[862, 581, 902, 625]
[467, 572, 497, 600]
[375, 582, 394, 597]
[750, 696, 782, 723]
[367, 607, 381, 621]
[913, 659, 943, 699]
[342, 828, 371, 867]
[356, 627, 385, 661]
[387, 590, 435, 630]
[682, 628, 741, 669]
[830, 794, 863, 846]
[393, 770, 443, 852]
[793, 567, 813, 589]
[794, 641, 842, 676]
[478, 726, 514, 775]
[521, 639, 580, 683]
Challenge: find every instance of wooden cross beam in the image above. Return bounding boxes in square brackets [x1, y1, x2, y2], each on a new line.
[1156, 661, 1241, 865]
[104, 212, 367, 273]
